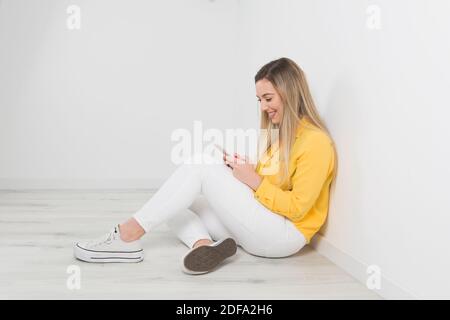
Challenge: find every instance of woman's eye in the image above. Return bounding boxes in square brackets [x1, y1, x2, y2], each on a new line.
[266, 98, 272, 102]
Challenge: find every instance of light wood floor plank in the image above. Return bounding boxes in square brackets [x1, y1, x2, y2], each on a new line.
[0, 190, 381, 300]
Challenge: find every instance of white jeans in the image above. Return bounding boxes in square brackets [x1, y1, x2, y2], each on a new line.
[133, 153, 306, 258]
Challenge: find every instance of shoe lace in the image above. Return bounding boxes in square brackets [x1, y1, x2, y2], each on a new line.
[89, 226, 119, 247]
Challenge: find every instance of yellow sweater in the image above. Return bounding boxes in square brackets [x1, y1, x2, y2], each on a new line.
[254, 117, 336, 244]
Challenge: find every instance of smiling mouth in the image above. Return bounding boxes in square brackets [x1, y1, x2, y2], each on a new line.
[268, 111, 277, 119]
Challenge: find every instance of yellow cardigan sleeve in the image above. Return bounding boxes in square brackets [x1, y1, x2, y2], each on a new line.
[254, 133, 334, 222]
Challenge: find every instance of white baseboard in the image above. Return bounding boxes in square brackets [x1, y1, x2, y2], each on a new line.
[310, 234, 416, 300]
[0, 178, 163, 190]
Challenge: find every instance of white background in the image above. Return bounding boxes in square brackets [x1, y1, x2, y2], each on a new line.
[1, 0, 449, 299]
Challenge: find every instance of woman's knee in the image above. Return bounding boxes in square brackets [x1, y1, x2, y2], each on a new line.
[183, 152, 222, 166]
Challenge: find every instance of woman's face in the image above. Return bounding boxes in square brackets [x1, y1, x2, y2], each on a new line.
[256, 78, 283, 124]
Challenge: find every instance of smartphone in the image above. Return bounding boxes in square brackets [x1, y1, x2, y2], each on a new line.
[214, 144, 233, 168]
[214, 143, 229, 156]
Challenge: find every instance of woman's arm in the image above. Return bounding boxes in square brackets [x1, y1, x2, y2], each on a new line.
[254, 133, 335, 222]
[224, 153, 263, 191]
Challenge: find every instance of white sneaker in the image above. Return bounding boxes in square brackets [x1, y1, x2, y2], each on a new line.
[74, 225, 144, 263]
[182, 238, 237, 275]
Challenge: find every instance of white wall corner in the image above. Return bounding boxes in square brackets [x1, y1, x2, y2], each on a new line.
[310, 234, 417, 300]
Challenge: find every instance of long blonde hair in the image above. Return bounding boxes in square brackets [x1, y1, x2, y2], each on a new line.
[255, 57, 338, 187]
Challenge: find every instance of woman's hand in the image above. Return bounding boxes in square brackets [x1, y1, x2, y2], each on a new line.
[223, 153, 263, 191]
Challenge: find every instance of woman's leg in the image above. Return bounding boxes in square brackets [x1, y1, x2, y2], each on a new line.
[165, 208, 213, 249]
[181, 194, 305, 258]
[74, 152, 306, 264]
[165, 195, 237, 249]
[73, 153, 231, 264]
[131, 153, 306, 258]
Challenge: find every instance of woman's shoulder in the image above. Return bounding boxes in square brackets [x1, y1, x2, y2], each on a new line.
[295, 120, 333, 150]
[290, 127, 332, 167]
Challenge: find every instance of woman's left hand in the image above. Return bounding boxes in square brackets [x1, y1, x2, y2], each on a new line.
[224, 153, 263, 191]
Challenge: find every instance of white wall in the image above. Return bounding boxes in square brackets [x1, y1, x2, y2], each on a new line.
[236, 0, 450, 299]
[1, 0, 449, 299]
[0, 0, 239, 188]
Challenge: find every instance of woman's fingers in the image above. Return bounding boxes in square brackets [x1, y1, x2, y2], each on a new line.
[224, 160, 234, 169]
[223, 153, 249, 168]
[223, 154, 235, 168]
[233, 153, 249, 164]
[224, 154, 236, 163]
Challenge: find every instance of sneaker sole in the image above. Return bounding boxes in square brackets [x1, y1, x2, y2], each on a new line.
[74, 243, 144, 263]
[182, 238, 237, 275]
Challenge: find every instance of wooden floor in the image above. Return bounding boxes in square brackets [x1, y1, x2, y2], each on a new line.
[0, 190, 381, 300]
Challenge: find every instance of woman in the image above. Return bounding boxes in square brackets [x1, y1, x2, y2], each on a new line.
[73, 57, 337, 275]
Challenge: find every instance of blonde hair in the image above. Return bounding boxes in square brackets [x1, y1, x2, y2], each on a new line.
[255, 57, 338, 188]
